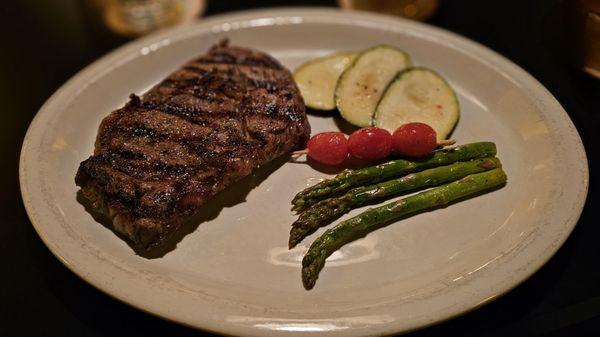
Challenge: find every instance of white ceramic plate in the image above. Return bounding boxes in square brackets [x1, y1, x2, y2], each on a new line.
[20, 8, 588, 337]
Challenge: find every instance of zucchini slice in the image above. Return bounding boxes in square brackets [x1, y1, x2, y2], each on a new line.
[335, 45, 411, 127]
[293, 52, 358, 110]
[374, 67, 459, 141]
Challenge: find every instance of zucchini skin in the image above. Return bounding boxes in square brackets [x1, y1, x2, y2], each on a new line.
[335, 45, 412, 127]
[293, 51, 358, 110]
[374, 66, 460, 140]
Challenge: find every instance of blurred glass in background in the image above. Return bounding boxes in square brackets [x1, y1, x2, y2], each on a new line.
[89, 0, 205, 37]
[337, 0, 439, 21]
[567, 0, 600, 79]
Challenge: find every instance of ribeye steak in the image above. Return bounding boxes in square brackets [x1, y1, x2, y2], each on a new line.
[75, 40, 310, 249]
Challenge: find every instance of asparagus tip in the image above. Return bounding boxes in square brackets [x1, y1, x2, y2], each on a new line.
[293, 205, 307, 213]
[302, 267, 317, 290]
[289, 227, 302, 249]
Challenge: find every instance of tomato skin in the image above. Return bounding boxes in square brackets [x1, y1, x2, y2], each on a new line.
[307, 132, 349, 165]
[348, 127, 393, 161]
[392, 123, 438, 157]
[306, 124, 437, 164]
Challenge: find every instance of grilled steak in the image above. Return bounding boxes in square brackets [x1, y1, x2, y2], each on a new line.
[75, 40, 310, 249]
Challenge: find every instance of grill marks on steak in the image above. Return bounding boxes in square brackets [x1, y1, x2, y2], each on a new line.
[75, 41, 310, 248]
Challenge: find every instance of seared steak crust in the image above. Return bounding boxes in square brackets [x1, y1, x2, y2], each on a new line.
[75, 41, 310, 248]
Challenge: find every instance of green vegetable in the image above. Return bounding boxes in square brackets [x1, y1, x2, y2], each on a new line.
[289, 157, 501, 248]
[301, 168, 508, 290]
[335, 45, 411, 127]
[293, 51, 358, 110]
[374, 67, 460, 141]
[292, 142, 497, 212]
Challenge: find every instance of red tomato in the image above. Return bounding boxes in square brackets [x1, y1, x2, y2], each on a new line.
[392, 122, 437, 157]
[307, 132, 349, 165]
[348, 127, 393, 161]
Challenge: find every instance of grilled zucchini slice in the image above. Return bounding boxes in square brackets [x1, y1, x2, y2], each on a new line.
[293, 51, 358, 110]
[374, 67, 459, 141]
[335, 45, 411, 127]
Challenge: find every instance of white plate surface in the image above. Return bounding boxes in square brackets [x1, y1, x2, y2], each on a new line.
[20, 8, 588, 337]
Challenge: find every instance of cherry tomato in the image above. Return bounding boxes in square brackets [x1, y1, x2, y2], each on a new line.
[392, 122, 437, 157]
[348, 127, 393, 161]
[307, 132, 349, 165]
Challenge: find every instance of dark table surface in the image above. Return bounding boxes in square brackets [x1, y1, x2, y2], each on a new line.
[1, 0, 598, 336]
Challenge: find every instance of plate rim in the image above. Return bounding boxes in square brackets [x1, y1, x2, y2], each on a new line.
[19, 7, 589, 336]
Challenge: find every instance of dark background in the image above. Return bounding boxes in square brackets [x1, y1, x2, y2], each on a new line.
[1, 0, 598, 336]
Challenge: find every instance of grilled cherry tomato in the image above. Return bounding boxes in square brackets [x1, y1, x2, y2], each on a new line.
[307, 132, 349, 165]
[348, 127, 393, 161]
[392, 122, 437, 157]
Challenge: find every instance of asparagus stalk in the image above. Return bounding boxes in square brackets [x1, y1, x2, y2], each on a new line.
[289, 157, 501, 248]
[301, 168, 507, 290]
[291, 142, 497, 212]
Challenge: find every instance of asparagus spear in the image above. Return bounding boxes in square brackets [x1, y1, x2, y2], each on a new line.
[290, 157, 501, 248]
[292, 142, 497, 212]
[301, 168, 507, 290]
